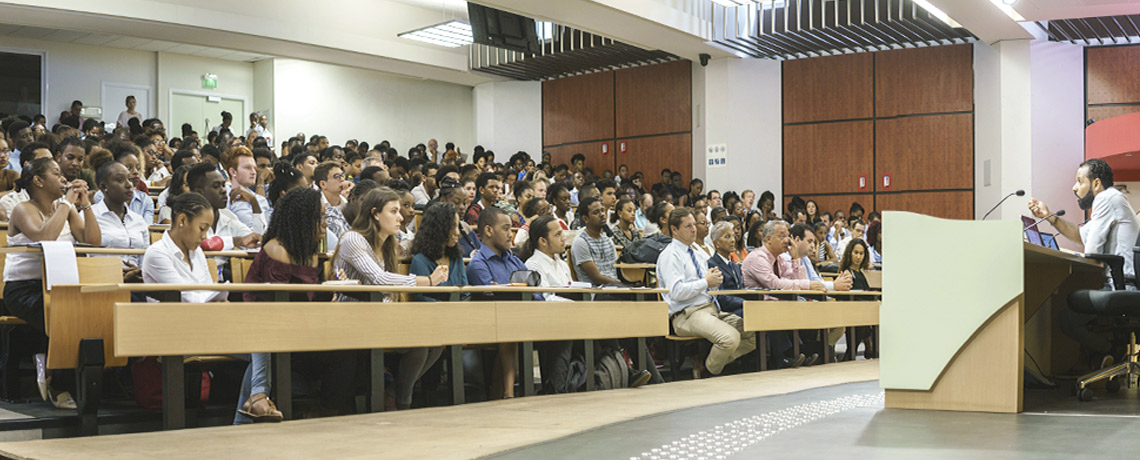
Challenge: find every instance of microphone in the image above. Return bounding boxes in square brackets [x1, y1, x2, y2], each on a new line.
[1025, 209, 1066, 229]
[982, 189, 1026, 220]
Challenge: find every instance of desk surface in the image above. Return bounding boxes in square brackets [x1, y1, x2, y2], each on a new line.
[715, 289, 881, 297]
[0, 245, 254, 258]
[1023, 241, 1101, 268]
[80, 283, 667, 296]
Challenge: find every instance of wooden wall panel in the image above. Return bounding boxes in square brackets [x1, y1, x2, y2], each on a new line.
[783, 53, 874, 123]
[543, 142, 614, 177]
[783, 121, 874, 195]
[621, 133, 692, 188]
[1087, 46, 1140, 105]
[1088, 104, 1140, 122]
[875, 44, 973, 117]
[782, 194, 874, 219]
[875, 191, 973, 220]
[542, 72, 615, 146]
[615, 60, 691, 138]
[875, 113, 973, 192]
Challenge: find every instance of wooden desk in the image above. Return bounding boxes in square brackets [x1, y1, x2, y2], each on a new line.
[880, 212, 1105, 414]
[614, 263, 656, 286]
[80, 283, 668, 429]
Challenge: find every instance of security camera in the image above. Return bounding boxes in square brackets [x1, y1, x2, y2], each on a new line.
[699, 53, 711, 67]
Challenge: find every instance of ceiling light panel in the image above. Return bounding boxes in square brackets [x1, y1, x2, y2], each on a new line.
[399, 20, 473, 48]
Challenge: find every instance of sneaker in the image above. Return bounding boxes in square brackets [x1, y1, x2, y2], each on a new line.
[803, 353, 820, 367]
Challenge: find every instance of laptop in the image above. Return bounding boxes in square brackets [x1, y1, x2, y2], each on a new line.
[1022, 216, 1044, 246]
[1040, 232, 1060, 250]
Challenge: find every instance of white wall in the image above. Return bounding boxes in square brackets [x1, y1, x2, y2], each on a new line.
[253, 59, 275, 140]
[272, 58, 475, 152]
[157, 52, 255, 131]
[974, 40, 1033, 220]
[474, 81, 542, 157]
[0, 35, 156, 122]
[694, 57, 782, 201]
[1030, 40, 1085, 251]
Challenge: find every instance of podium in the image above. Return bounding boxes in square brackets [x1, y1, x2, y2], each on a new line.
[879, 212, 1104, 413]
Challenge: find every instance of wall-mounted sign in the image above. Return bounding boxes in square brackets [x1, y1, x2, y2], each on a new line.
[706, 144, 727, 169]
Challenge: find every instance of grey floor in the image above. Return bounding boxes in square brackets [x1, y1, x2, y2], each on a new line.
[487, 380, 1140, 460]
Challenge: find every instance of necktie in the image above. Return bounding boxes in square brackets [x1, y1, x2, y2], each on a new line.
[690, 248, 720, 310]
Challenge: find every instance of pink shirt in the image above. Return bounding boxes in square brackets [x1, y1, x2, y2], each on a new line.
[741, 245, 809, 290]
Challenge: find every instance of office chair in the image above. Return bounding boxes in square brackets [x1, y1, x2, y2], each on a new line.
[1067, 246, 1140, 402]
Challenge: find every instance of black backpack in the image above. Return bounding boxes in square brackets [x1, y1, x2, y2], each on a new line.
[621, 233, 672, 263]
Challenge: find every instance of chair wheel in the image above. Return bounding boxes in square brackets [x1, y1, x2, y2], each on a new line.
[1107, 378, 1122, 393]
[1079, 387, 1095, 402]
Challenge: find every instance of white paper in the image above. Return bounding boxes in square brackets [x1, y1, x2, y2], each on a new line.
[42, 241, 79, 290]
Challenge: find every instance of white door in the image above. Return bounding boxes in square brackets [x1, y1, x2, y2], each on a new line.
[102, 82, 151, 126]
[170, 92, 245, 138]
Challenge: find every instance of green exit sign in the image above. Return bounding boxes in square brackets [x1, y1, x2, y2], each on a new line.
[202, 74, 218, 89]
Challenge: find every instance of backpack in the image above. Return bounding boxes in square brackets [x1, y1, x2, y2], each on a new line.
[621, 233, 672, 264]
[594, 349, 630, 390]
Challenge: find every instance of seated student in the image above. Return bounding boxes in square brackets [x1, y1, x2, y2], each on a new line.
[240, 187, 338, 422]
[92, 160, 149, 282]
[463, 172, 501, 226]
[785, 224, 855, 364]
[834, 218, 865, 260]
[510, 180, 533, 227]
[92, 147, 155, 224]
[466, 207, 525, 399]
[328, 179, 379, 253]
[155, 149, 200, 215]
[724, 216, 749, 263]
[142, 193, 224, 301]
[157, 165, 191, 224]
[225, 146, 270, 234]
[0, 142, 55, 221]
[384, 179, 416, 255]
[523, 216, 575, 393]
[839, 237, 876, 358]
[332, 187, 447, 293]
[570, 197, 623, 286]
[315, 161, 347, 214]
[707, 221, 746, 317]
[693, 211, 713, 256]
[658, 207, 756, 377]
[611, 197, 642, 249]
[866, 220, 882, 265]
[186, 162, 260, 252]
[546, 182, 574, 232]
[512, 196, 550, 249]
[265, 161, 308, 224]
[813, 222, 837, 263]
[0, 138, 20, 195]
[4, 157, 100, 409]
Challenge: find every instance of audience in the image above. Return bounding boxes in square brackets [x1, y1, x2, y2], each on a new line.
[522, 215, 576, 393]
[570, 197, 622, 286]
[92, 160, 148, 281]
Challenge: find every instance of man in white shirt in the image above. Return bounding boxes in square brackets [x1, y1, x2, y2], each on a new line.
[315, 162, 347, 213]
[187, 163, 260, 251]
[225, 147, 269, 233]
[834, 219, 864, 260]
[411, 163, 440, 206]
[523, 215, 576, 393]
[1029, 158, 1140, 365]
[658, 207, 756, 376]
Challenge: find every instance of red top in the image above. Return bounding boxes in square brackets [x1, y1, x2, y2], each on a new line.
[242, 249, 330, 302]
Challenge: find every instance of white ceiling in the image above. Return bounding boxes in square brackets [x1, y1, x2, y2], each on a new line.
[0, 23, 273, 62]
[1016, 0, 1140, 21]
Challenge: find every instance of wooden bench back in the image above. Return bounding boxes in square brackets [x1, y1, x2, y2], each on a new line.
[741, 300, 880, 332]
[46, 257, 128, 369]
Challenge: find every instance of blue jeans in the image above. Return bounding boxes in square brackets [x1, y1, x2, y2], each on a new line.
[233, 353, 271, 425]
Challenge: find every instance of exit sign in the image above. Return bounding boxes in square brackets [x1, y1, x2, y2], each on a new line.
[202, 73, 218, 89]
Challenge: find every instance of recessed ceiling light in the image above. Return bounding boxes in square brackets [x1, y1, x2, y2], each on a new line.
[398, 20, 473, 48]
[914, 0, 963, 28]
[989, 0, 1025, 21]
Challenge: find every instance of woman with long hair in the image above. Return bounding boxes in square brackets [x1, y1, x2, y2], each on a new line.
[4, 157, 99, 409]
[158, 165, 192, 224]
[839, 238, 876, 358]
[332, 187, 448, 296]
[238, 187, 338, 421]
[610, 198, 641, 249]
[401, 202, 468, 410]
[805, 199, 821, 224]
[725, 215, 749, 263]
[266, 161, 308, 223]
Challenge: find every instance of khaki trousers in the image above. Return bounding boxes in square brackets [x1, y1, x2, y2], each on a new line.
[672, 302, 757, 375]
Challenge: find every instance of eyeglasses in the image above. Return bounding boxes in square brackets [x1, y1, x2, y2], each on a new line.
[331, 173, 345, 180]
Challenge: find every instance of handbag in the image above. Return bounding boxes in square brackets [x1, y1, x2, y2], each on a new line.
[508, 269, 542, 286]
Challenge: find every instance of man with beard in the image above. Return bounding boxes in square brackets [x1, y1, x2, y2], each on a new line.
[1028, 158, 1140, 369]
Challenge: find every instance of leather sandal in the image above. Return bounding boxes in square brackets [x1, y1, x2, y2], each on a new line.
[50, 390, 77, 410]
[238, 393, 283, 423]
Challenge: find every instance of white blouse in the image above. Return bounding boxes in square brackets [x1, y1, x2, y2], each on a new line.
[92, 200, 149, 266]
[142, 231, 224, 303]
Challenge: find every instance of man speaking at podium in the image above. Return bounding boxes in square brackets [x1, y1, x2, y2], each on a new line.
[1028, 158, 1140, 367]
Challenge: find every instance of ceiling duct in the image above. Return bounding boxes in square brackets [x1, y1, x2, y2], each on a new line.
[711, 0, 975, 60]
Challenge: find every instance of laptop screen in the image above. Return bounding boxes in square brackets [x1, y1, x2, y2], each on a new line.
[1022, 216, 1044, 246]
[1041, 233, 1059, 250]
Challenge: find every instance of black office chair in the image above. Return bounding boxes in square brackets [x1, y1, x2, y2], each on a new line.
[1067, 246, 1140, 402]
